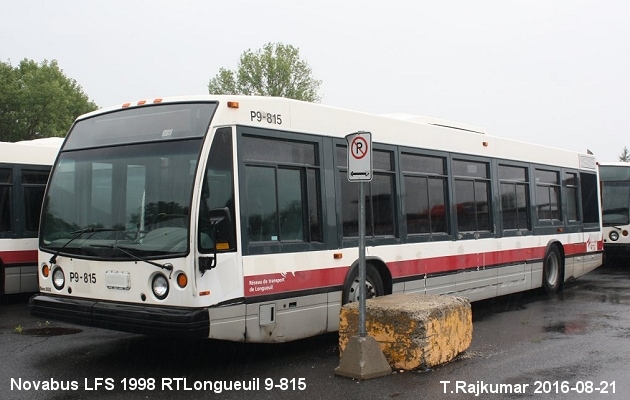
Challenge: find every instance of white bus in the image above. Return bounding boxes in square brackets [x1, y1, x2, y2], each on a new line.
[1, 138, 63, 299]
[30, 96, 603, 342]
[599, 162, 630, 259]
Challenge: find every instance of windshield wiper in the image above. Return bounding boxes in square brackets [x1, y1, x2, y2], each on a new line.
[49, 226, 122, 264]
[90, 243, 174, 274]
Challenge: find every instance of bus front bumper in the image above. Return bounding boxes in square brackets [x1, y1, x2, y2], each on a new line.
[29, 294, 209, 338]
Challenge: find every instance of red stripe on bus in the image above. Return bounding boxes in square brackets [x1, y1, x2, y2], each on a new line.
[245, 267, 349, 297]
[389, 246, 545, 277]
[0, 250, 38, 264]
[243, 240, 603, 297]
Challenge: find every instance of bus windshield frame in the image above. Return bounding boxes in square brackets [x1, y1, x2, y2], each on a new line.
[40, 102, 217, 261]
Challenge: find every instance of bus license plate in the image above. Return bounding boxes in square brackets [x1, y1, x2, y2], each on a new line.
[105, 271, 131, 290]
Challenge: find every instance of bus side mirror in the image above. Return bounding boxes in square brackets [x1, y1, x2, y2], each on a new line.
[199, 256, 215, 273]
[199, 207, 234, 274]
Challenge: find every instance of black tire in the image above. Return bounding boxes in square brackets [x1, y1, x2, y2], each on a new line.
[542, 245, 563, 294]
[342, 263, 384, 304]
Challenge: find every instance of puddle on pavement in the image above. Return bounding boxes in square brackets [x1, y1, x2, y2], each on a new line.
[544, 321, 588, 335]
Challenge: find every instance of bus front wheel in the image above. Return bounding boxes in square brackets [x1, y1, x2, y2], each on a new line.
[342, 264, 384, 304]
[542, 245, 563, 294]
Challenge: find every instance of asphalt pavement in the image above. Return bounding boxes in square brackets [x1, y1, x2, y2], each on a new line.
[2, 262, 630, 399]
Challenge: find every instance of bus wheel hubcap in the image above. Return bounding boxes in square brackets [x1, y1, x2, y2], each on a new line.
[348, 277, 376, 303]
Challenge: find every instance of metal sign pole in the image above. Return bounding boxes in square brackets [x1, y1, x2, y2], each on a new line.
[345, 131, 372, 338]
[336, 131, 391, 380]
[358, 180, 367, 338]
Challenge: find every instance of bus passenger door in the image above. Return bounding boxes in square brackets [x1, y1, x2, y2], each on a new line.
[195, 127, 244, 339]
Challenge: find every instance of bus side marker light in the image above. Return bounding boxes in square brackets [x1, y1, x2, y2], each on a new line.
[483, 141, 489, 147]
[334, 253, 343, 259]
[153, 98, 163, 104]
[137, 100, 147, 105]
[227, 101, 239, 108]
[623, 230, 628, 237]
[42, 264, 50, 278]
[122, 102, 131, 108]
[199, 291, 210, 296]
[177, 273, 188, 288]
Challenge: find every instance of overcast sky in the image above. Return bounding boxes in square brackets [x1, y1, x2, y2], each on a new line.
[2, 1, 628, 161]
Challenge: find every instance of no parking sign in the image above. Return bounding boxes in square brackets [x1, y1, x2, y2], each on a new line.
[345, 131, 372, 182]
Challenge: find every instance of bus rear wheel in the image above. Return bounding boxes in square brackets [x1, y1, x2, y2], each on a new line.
[342, 264, 384, 304]
[542, 245, 563, 294]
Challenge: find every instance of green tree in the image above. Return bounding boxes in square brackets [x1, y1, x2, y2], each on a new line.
[0, 59, 98, 142]
[619, 146, 630, 162]
[208, 42, 322, 102]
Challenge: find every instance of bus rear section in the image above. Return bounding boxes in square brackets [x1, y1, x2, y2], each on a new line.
[1, 139, 62, 299]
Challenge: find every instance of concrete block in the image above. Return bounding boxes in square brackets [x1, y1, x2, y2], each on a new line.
[339, 293, 472, 370]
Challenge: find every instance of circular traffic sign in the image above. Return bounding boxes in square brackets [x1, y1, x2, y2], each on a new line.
[351, 136, 369, 160]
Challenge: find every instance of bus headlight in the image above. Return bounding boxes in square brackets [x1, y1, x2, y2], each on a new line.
[609, 231, 620, 241]
[52, 267, 65, 290]
[152, 274, 169, 300]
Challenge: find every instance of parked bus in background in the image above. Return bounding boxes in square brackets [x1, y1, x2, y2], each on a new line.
[599, 162, 630, 260]
[1, 137, 63, 300]
[30, 96, 603, 342]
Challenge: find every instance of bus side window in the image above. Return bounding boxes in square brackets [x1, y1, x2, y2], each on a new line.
[198, 128, 236, 252]
[246, 166, 277, 242]
[22, 169, 51, 233]
[242, 133, 321, 246]
[0, 168, 12, 234]
[580, 172, 600, 225]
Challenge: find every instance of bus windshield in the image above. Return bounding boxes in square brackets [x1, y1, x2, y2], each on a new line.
[602, 182, 630, 225]
[40, 103, 216, 260]
[599, 165, 630, 226]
